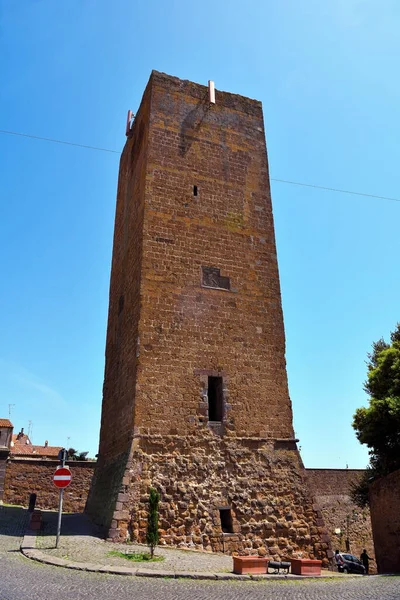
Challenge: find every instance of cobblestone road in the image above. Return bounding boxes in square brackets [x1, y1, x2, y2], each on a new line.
[1, 506, 400, 600]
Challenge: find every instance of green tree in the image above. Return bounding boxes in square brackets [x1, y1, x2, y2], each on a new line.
[146, 487, 160, 558]
[352, 323, 400, 505]
[67, 448, 89, 461]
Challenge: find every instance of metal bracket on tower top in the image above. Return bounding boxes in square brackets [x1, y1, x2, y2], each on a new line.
[125, 110, 135, 136]
[208, 81, 215, 105]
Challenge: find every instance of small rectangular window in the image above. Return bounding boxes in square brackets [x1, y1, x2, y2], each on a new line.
[208, 376, 223, 422]
[220, 508, 233, 533]
[118, 295, 124, 315]
[193, 185, 198, 196]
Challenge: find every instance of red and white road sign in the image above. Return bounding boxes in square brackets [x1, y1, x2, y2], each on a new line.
[53, 466, 72, 489]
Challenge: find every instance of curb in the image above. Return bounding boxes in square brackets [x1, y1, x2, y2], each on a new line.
[20, 530, 347, 581]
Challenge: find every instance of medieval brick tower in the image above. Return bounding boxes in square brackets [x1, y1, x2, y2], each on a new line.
[86, 71, 326, 559]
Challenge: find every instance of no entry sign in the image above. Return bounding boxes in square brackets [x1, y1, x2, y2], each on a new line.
[53, 466, 72, 489]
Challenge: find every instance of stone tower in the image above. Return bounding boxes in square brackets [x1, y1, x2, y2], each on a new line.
[86, 71, 326, 559]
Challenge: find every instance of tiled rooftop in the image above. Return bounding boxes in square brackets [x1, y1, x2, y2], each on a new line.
[11, 433, 62, 457]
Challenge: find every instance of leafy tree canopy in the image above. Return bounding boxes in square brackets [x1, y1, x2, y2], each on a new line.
[352, 323, 400, 505]
[67, 447, 89, 461]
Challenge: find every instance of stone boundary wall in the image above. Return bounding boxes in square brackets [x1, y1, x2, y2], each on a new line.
[369, 469, 400, 573]
[305, 468, 375, 572]
[3, 458, 95, 513]
[306, 469, 365, 494]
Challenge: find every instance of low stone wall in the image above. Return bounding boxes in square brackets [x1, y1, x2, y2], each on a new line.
[3, 458, 95, 513]
[369, 469, 400, 574]
[306, 468, 375, 572]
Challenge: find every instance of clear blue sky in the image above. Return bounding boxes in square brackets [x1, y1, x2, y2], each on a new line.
[1, 1, 399, 466]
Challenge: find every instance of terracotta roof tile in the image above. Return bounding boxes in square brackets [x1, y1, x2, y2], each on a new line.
[0, 419, 13, 428]
[11, 433, 62, 457]
[10, 444, 62, 457]
[12, 433, 30, 445]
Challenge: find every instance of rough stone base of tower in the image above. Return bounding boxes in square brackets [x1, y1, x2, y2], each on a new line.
[88, 434, 331, 564]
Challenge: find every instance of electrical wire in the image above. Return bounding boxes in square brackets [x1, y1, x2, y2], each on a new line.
[1, 127, 399, 203]
[271, 178, 400, 204]
[0, 129, 120, 154]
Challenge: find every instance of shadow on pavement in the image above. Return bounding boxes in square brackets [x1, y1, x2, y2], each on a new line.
[0, 505, 103, 539]
[38, 510, 104, 539]
[0, 505, 29, 537]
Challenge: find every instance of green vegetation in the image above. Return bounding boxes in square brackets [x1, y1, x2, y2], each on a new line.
[146, 487, 160, 559]
[107, 550, 164, 562]
[67, 447, 89, 461]
[352, 323, 400, 506]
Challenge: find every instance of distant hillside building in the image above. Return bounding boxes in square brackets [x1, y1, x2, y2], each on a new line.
[86, 72, 330, 560]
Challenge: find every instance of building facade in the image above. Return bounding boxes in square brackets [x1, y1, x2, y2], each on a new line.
[86, 72, 329, 560]
[0, 419, 13, 503]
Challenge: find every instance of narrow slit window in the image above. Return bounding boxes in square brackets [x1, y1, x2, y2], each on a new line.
[118, 295, 124, 315]
[208, 376, 223, 422]
[193, 185, 198, 196]
[220, 508, 233, 533]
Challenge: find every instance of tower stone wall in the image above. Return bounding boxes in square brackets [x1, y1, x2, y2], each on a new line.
[86, 72, 330, 561]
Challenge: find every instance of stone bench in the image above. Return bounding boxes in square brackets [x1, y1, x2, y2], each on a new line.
[290, 558, 322, 576]
[233, 556, 269, 574]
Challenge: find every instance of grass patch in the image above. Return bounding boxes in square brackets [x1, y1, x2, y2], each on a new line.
[107, 550, 165, 563]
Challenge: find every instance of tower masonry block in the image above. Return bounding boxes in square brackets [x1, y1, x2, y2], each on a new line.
[86, 71, 329, 560]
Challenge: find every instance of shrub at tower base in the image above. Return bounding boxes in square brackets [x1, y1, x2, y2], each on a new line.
[146, 487, 160, 558]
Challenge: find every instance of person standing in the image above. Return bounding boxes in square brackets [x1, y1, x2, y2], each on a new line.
[360, 549, 373, 574]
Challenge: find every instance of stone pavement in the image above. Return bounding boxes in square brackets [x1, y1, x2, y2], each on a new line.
[1, 505, 400, 600]
[32, 510, 235, 576]
[29, 510, 341, 579]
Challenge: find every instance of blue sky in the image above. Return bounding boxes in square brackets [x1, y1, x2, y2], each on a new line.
[1, 0, 399, 466]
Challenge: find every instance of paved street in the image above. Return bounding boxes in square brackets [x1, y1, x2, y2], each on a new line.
[1, 506, 400, 600]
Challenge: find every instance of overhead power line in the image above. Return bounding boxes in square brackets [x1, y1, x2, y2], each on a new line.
[0, 129, 120, 154]
[271, 178, 400, 204]
[1, 127, 399, 204]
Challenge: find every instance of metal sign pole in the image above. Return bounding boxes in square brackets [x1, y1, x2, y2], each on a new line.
[55, 448, 67, 549]
[55, 488, 64, 548]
